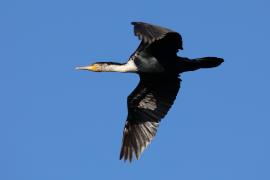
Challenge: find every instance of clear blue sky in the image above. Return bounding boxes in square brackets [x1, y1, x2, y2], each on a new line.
[1, 0, 269, 179]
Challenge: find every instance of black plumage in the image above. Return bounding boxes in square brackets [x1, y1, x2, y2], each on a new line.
[120, 74, 181, 161]
[76, 22, 224, 162]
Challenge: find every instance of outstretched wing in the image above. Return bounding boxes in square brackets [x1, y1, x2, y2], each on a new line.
[129, 22, 183, 69]
[120, 74, 181, 161]
[131, 22, 183, 50]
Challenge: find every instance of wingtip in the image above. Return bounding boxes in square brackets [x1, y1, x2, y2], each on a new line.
[220, 58, 225, 63]
[119, 155, 132, 163]
[215, 57, 224, 65]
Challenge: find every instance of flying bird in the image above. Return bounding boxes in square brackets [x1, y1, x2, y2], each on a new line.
[76, 22, 224, 162]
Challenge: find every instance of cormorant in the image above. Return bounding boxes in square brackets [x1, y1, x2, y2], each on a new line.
[76, 22, 224, 162]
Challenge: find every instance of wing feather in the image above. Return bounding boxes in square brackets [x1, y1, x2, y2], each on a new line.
[131, 22, 183, 50]
[128, 22, 183, 72]
[119, 74, 181, 161]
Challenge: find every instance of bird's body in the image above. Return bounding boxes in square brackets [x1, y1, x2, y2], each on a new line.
[76, 22, 224, 162]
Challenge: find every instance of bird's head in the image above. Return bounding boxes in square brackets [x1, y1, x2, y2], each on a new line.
[76, 62, 124, 72]
[75, 63, 104, 72]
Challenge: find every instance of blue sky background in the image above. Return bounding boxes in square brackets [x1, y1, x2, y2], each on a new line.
[1, 0, 269, 179]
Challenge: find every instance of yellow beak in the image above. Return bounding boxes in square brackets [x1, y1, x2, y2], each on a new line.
[75, 64, 99, 71]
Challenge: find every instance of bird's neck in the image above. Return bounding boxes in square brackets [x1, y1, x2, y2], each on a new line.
[101, 61, 137, 72]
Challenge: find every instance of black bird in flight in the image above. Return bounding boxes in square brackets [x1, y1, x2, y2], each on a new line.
[76, 22, 224, 162]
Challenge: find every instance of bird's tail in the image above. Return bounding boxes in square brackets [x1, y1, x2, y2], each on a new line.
[194, 57, 224, 69]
